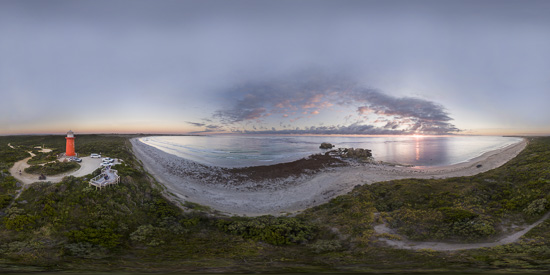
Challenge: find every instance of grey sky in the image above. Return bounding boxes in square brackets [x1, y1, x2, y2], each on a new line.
[1, 0, 549, 135]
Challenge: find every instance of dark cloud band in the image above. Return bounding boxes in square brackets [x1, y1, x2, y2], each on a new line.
[191, 72, 459, 135]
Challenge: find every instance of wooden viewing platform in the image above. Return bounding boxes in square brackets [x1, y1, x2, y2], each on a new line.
[89, 166, 120, 190]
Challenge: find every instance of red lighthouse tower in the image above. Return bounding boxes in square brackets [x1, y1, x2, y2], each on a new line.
[65, 130, 76, 157]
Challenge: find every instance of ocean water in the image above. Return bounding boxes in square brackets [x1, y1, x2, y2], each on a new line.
[139, 135, 523, 168]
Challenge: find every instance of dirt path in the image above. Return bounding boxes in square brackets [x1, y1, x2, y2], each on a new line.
[4, 150, 111, 211]
[7, 143, 15, 149]
[9, 152, 35, 183]
[9, 154, 104, 185]
[375, 211, 550, 251]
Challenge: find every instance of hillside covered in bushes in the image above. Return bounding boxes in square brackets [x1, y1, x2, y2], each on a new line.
[0, 135, 549, 273]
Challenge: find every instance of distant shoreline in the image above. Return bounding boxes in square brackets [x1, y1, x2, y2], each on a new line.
[131, 138, 527, 216]
[138, 135, 523, 168]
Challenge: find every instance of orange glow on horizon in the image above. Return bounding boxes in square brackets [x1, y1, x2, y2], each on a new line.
[2, 124, 550, 137]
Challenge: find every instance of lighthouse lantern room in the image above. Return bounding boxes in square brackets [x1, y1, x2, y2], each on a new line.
[65, 130, 76, 157]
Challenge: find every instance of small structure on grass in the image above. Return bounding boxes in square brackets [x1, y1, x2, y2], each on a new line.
[89, 166, 120, 190]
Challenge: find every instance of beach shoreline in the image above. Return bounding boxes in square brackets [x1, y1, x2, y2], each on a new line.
[130, 137, 527, 216]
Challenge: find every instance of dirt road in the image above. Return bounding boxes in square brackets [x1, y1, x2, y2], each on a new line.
[375, 211, 550, 251]
[10, 154, 104, 185]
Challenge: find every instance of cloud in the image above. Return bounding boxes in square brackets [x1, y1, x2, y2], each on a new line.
[187, 121, 224, 134]
[187, 121, 206, 127]
[205, 124, 223, 130]
[212, 71, 352, 124]
[197, 71, 459, 135]
[357, 106, 373, 115]
[350, 89, 454, 122]
[348, 88, 459, 133]
[1, 1, 549, 136]
[238, 123, 403, 135]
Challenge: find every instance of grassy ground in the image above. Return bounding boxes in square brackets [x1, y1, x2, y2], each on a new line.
[0, 135, 549, 273]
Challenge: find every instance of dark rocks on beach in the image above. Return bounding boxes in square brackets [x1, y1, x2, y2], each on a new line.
[320, 142, 335, 149]
[476, 164, 482, 168]
[341, 148, 372, 159]
[326, 147, 373, 160]
[227, 154, 347, 182]
[149, 142, 348, 185]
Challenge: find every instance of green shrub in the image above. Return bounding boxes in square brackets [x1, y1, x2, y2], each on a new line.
[389, 208, 495, 241]
[130, 224, 165, 246]
[147, 198, 179, 219]
[113, 162, 140, 177]
[390, 208, 444, 240]
[307, 239, 343, 253]
[27, 152, 58, 165]
[63, 242, 108, 259]
[217, 216, 316, 245]
[24, 161, 80, 175]
[438, 207, 478, 222]
[66, 227, 122, 248]
[3, 208, 36, 231]
[0, 194, 12, 209]
[0, 176, 17, 191]
[0, 146, 29, 167]
[524, 199, 548, 216]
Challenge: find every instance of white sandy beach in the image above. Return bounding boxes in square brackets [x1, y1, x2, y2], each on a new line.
[131, 137, 527, 216]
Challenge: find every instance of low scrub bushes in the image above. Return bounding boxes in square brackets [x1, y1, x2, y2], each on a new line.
[307, 239, 343, 253]
[24, 161, 80, 175]
[0, 194, 13, 209]
[3, 207, 36, 232]
[389, 207, 496, 241]
[66, 227, 122, 248]
[27, 152, 58, 165]
[216, 216, 316, 245]
[524, 198, 548, 216]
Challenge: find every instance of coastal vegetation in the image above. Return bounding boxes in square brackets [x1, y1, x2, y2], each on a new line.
[216, 216, 316, 245]
[0, 134, 549, 273]
[0, 139, 28, 209]
[27, 151, 58, 165]
[0, 175, 17, 209]
[365, 137, 550, 241]
[24, 161, 80, 175]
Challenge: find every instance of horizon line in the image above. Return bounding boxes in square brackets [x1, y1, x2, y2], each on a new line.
[1, 132, 548, 137]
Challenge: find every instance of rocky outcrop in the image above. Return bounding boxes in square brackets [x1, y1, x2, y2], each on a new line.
[340, 148, 372, 159]
[319, 142, 335, 149]
[325, 148, 373, 161]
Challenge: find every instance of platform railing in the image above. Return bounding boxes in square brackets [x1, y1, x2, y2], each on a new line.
[89, 166, 120, 190]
